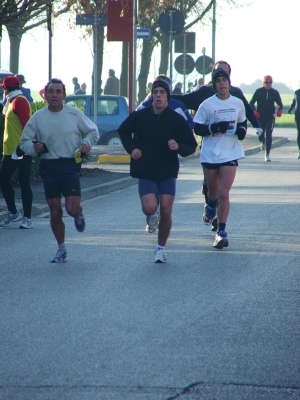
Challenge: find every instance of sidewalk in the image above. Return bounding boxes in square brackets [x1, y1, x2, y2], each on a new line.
[0, 134, 289, 222]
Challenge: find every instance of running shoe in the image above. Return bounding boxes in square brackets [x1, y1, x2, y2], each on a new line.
[51, 249, 67, 263]
[74, 213, 86, 232]
[202, 203, 217, 226]
[297, 152, 300, 159]
[265, 155, 271, 162]
[213, 230, 229, 249]
[0, 211, 22, 227]
[154, 248, 167, 263]
[19, 217, 33, 229]
[146, 211, 160, 233]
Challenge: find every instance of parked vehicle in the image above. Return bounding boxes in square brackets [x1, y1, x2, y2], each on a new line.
[0, 69, 14, 102]
[64, 94, 128, 145]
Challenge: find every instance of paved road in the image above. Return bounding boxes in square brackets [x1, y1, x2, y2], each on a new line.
[0, 131, 299, 399]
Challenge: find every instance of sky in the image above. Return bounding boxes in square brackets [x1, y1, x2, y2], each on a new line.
[0, 0, 299, 94]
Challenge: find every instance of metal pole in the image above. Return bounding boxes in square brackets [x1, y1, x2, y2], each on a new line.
[183, 33, 186, 93]
[49, 32, 52, 81]
[169, 9, 173, 84]
[47, 1, 52, 81]
[93, 16, 98, 125]
[202, 47, 205, 84]
[212, 0, 216, 62]
[132, 0, 137, 110]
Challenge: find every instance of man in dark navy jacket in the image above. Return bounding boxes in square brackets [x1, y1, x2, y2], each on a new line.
[118, 80, 197, 264]
[250, 75, 283, 162]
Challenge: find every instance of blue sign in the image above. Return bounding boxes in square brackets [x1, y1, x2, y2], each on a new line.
[158, 8, 184, 35]
[76, 14, 106, 26]
[137, 28, 151, 39]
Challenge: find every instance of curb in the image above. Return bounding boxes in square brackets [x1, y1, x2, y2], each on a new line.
[244, 137, 289, 156]
[0, 176, 138, 222]
[97, 137, 290, 162]
[98, 154, 130, 163]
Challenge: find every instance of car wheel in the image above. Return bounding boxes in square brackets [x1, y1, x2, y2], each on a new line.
[104, 132, 123, 146]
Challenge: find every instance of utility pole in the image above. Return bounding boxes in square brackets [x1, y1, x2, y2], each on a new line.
[47, 1, 53, 81]
[212, 0, 216, 62]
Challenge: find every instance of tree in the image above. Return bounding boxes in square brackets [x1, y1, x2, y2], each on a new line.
[70, 0, 107, 96]
[1, 0, 75, 73]
[136, 0, 242, 103]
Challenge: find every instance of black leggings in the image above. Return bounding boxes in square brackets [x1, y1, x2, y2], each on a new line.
[295, 117, 300, 150]
[0, 155, 33, 217]
[258, 116, 275, 155]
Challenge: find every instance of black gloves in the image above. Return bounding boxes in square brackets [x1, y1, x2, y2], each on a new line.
[210, 121, 230, 134]
[236, 126, 247, 141]
[16, 144, 25, 157]
[288, 108, 292, 115]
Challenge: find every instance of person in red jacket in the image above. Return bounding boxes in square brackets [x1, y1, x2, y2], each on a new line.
[0, 76, 33, 229]
[250, 75, 283, 162]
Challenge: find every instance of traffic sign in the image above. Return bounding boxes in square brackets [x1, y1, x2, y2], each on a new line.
[137, 28, 151, 39]
[158, 8, 184, 35]
[174, 54, 195, 75]
[76, 14, 106, 26]
[195, 55, 214, 75]
[174, 32, 195, 54]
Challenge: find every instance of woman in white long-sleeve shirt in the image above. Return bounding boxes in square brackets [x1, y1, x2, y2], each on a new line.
[193, 68, 247, 250]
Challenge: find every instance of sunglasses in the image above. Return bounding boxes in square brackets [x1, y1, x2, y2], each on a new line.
[264, 81, 272, 84]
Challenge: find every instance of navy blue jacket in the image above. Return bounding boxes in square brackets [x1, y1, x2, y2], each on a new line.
[118, 106, 197, 181]
[250, 87, 283, 118]
[288, 89, 300, 118]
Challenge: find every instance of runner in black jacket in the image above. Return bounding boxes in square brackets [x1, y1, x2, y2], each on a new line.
[288, 88, 300, 159]
[250, 75, 283, 161]
[118, 80, 197, 263]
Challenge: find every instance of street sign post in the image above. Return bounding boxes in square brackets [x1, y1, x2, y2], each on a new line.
[158, 8, 184, 83]
[195, 55, 214, 75]
[76, 14, 107, 124]
[137, 28, 151, 39]
[76, 14, 106, 25]
[174, 54, 195, 75]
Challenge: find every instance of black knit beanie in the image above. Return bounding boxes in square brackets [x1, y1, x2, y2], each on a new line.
[211, 68, 231, 89]
[151, 80, 170, 100]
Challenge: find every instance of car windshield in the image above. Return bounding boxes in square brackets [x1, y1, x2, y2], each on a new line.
[90, 98, 119, 116]
[64, 98, 86, 112]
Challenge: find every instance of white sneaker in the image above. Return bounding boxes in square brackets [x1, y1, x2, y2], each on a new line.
[0, 211, 22, 227]
[265, 154, 271, 162]
[154, 248, 167, 263]
[146, 211, 160, 233]
[51, 249, 67, 263]
[297, 152, 300, 159]
[19, 217, 33, 229]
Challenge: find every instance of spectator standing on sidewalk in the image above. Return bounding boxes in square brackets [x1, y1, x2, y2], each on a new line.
[118, 79, 197, 263]
[0, 76, 33, 229]
[288, 88, 300, 159]
[20, 78, 99, 263]
[193, 68, 247, 250]
[250, 75, 283, 162]
[72, 77, 80, 94]
[172, 82, 182, 95]
[103, 69, 120, 95]
[75, 83, 87, 95]
[39, 87, 47, 104]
